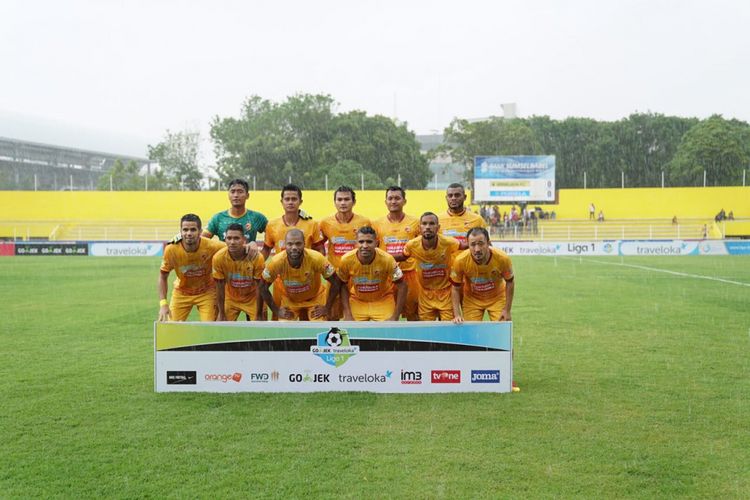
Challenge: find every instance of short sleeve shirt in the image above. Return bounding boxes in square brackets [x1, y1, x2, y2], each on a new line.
[402, 234, 460, 290]
[161, 237, 225, 295]
[211, 247, 265, 301]
[319, 213, 372, 269]
[263, 216, 324, 254]
[450, 248, 513, 306]
[262, 249, 335, 303]
[336, 248, 403, 302]
[206, 210, 268, 242]
[438, 209, 486, 246]
[372, 214, 419, 272]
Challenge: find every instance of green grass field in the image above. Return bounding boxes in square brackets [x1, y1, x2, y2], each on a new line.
[1, 256, 749, 498]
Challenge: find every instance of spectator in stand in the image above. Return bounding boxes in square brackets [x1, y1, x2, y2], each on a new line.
[597, 210, 604, 222]
[551, 211, 557, 220]
[589, 203, 596, 220]
[672, 216, 678, 225]
[702, 224, 708, 239]
[715, 209, 726, 222]
[728, 210, 734, 220]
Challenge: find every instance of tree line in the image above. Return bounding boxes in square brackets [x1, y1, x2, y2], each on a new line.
[101, 94, 750, 190]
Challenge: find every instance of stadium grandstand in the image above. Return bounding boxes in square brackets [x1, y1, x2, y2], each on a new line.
[0, 137, 150, 191]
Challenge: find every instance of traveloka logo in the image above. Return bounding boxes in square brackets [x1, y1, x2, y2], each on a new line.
[311, 327, 359, 367]
[471, 370, 500, 383]
[338, 371, 392, 383]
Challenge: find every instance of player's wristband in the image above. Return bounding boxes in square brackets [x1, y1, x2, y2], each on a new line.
[159, 299, 168, 307]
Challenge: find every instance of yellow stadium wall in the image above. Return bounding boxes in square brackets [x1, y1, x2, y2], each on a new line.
[0, 186, 747, 224]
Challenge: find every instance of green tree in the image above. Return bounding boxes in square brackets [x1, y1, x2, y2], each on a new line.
[211, 94, 430, 190]
[669, 115, 750, 186]
[148, 130, 203, 190]
[97, 159, 146, 190]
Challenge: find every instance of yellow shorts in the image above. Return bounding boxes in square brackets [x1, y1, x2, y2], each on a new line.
[224, 294, 259, 321]
[418, 287, 454, 321]
[350, 295, 395, 321]
[398, 270, 420, 321]
[463, 296, 506, 321]
[280, 288, 327, 321]
[170, 288, 217, 322]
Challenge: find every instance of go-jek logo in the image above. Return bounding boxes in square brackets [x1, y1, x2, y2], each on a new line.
[310, 327, 359, 367]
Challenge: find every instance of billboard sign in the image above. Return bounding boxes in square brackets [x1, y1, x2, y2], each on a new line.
[473, 155, 555, 202]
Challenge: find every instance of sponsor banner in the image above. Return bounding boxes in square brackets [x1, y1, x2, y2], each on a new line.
[89, 242, 164, 257]
[14, 242, 88, 256]
[491, 240, 743, 257]
[155, 321, 512, 393]
[725, 240, 750, 255]
[0, 242, 14, 256]
[474, 155, 555, 202]
[493, 241, 613, 256]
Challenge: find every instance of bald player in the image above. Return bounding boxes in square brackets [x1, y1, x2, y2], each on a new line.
[262, 183, 325, 319]
[333, 226, 406, 321]
[450, 227, 514, 323]
[159, 214, 225, 321]
[371, 186, 420, 321]
[260, 229, 337, 321]
[400, 212, 461, 321]
[439, 183, 486, 248]
[319, 186, 371, 319]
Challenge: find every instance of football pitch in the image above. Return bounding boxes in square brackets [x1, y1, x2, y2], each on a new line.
[1, 255, 748, 498]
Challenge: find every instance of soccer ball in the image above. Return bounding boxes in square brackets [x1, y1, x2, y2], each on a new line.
[326, 328, 343, 347]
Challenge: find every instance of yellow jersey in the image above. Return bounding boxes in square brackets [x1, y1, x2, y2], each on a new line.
[161, 237, 225, 295]
[337, 248, 403, 302]
[263, 215, 324, 254]
[372, 214, 418, 272]
[439, 209, 486, 246]
[211, 247, 265, 301]
[403, 234, 460, 291]
[450, 248, 513, 305]
[262, 248, 335, 303]
[319, 213, 371, 268]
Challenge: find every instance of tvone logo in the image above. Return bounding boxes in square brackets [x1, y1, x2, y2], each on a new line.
[204, 372, 242, 383]
[400, 370, 423, 384]
[431, 370, 461, 383]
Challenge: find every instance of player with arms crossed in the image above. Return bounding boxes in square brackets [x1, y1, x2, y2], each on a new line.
[319, 186, 371, 319]
[400, 212, 460, 321]
[450, 227, 514, 323]
[371, 186, 420, 320]
[439, 183, 486, 248]
[204, 179, 267, 244]
[260, 229, 337, 321]
[158, 214, 225, 321]
[212, 223, 266, 321]
[332, 226, 406, 321]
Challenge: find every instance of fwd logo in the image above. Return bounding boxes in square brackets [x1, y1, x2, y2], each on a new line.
[400, 370, 423, 385]
[471, 370, 500, 383]
[431, 370, 461, 384]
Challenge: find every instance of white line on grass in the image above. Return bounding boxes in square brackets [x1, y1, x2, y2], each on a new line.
[575, 258, 750, 288]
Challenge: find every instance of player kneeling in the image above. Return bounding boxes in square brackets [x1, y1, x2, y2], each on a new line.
[450, 227, 514, 323]
[332, 226, 405, 321]
[212, 223, 265, 321]
[260, 229, 337, 321]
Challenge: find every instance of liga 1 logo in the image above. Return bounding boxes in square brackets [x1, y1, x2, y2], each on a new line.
[311, 327, 359, 367]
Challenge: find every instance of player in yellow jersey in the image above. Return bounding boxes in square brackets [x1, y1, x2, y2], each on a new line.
[158, 214, 226, 321]
[332, 226, 406, 321]
[319, 186, 371, 319]
[260, 229, 337, 321]
[400, 212, 461, 321]
[371, 186, 420, 320]
[262, 184, 325, 319]
[450, 227, 514, 323]
[212, 223, 266, 321]
[439, 183, 486, 248]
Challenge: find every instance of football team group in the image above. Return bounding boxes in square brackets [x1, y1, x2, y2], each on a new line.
[158, 179, 514, 324]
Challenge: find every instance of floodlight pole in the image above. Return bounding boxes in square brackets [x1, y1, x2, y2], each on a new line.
[34, 174, 37, 191]
[703, 170, 707, 187]
[743, 169, 746, 186]
[325, 174, 328, 191]
[621, 171, 624, 189]
[661, 171, 664, 188]
[361, 172, 364, 191]
[583, 171, 587, 189]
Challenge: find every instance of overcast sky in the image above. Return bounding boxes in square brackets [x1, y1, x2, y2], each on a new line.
[1, 0, 748, 158]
